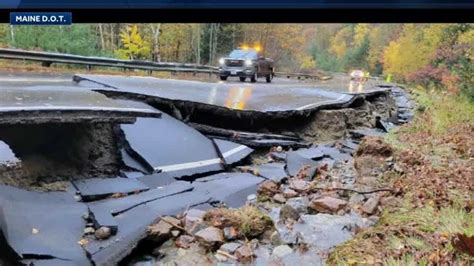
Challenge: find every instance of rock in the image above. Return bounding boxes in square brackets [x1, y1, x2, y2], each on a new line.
[249, 238, 260, 250]
[289, 180, 309, 191]
[214, 253, 228, 262]
[252, 245, 272, 265]
[148, 220, 173, 241]
[235, 245, 254, 262]
[95, 226, 112, 240]
[184, 209, 206, 235]
[247, 194, 257, 202]
[175, 235, 195, 249]
[380, 196, 401, 208]
[273, 193, 287, 204]
[309, 196, 347, 213]
[195, 226, 224, 248]
[171, 230, 180, 237]
[270, 231, 282, 246]
[283, 188, 298, 198]
[258, 180, 279, 196]
[220, 242, 242, 254]
[84, 227, 95, 235]
[349, 194, 365, 205]
[162, 216, 181, 228]
[272, 245, 293, 258]
[393, 163, 404, 174]
[279, 204, 300, 221]
[361, 197, 379, 214]
[158, 240, 213, 265]
[223, 226, 239, 240]
[286, 197, 309, 214]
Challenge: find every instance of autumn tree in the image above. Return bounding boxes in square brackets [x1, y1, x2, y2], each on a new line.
[116, 25, 150, 60]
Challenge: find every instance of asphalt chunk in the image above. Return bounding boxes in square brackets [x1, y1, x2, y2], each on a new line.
[121, 114, 224, 178]
[213, 139, 253, 165]
[0, 86, 161, 125]
[0, 185, 89, 264]
[73, 177, 149, 202]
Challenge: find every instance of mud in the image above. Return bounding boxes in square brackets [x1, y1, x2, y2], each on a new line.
[0, 123, 120, 191]
[296, 93, 397, 143]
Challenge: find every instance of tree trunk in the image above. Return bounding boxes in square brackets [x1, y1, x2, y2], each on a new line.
[98, 24, 105, 51]
[9, 25, 15, 47]
[196, 25, 201, 64]
[209, 24, 214, 64]
[212, 23, 219, 64]
[150, 24, 161, 62]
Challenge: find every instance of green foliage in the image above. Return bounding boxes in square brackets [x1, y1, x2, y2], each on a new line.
[342, 34, 370, 70]
[9, 25, 101, 55]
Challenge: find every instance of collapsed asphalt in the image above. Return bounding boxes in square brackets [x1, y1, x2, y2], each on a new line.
[0, 73, 412, 265]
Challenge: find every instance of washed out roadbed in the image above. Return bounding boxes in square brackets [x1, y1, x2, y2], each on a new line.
[328, 91, 474, 265]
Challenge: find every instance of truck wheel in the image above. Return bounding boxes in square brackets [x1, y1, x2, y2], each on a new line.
[250, 72, 257, 83]
[266, 74, 272, 83]
[220, 76, 228, 81]
[239, 77, 246, 82]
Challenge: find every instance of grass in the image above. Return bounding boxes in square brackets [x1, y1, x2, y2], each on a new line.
[327, 88, 474, 265]
[202, 206, 274, 239]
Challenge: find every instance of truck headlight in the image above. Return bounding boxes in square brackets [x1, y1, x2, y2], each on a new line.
[245, 59, 253, 66]
[219, 58, 225, 65]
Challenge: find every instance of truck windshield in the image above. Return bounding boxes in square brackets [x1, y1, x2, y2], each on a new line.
[228, 50, 257, 59]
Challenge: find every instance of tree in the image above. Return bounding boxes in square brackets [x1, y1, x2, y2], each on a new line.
[115, 25, 150, 60]
[149, 24, 161, 62]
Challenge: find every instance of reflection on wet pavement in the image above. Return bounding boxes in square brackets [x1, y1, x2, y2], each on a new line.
[75, 74, 360, 112]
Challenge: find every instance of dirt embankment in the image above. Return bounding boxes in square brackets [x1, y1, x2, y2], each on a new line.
[0, 123, 120, 191]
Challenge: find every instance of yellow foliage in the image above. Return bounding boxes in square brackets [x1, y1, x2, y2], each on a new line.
[115, 25, 150, 60]
[299, 55, 316, 69]
[330, 27, 352, 58]
[382, 24, 446, 80]
[353, 24, 370, 46]
[457, 29, 474, 60]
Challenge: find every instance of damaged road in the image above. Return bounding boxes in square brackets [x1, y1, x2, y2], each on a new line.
[0, 72, 413, 265]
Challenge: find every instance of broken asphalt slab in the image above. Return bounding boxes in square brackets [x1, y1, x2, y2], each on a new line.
[120, 148, 149, 174]
[85, 190, 211, 266]
[0, 141, 20, 166]
[285, 151, 320, 177]
[193, 123, 308, 148]
[0, 185, 89, 264]
[285, 145, 352, 177]
[72, 177, 150, 202]
[193, 172, 265, 207]
[212, 139, 253, 165]
[0, 86, 161, 125]
[121, 115, 224, 177]
[252, 162, 288, 182]
[73, 74, 360, 113]
[87, 181, 193, 218]
[136, 172, 177, 188]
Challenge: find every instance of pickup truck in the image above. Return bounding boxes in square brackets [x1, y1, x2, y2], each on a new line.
[218, 48, 275, 83]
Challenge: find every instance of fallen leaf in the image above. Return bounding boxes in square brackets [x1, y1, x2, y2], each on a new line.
[452, 233, 474, 256]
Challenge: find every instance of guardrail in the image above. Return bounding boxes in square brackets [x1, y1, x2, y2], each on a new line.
[0, 48, 326, 80]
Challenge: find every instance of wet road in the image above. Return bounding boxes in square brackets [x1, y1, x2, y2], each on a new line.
[1, 71, 389, 113]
